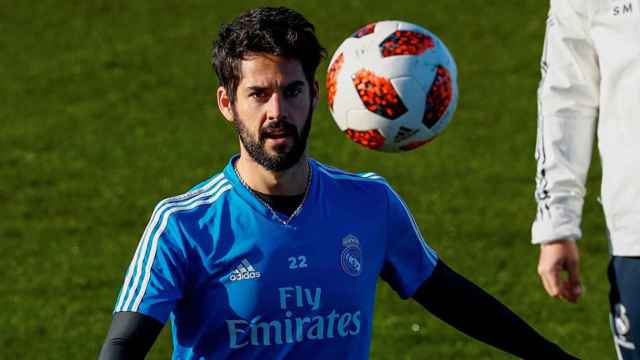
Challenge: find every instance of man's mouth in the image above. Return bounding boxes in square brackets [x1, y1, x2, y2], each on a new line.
[262, 123, 296, 140]
[264, 130, 290, 139]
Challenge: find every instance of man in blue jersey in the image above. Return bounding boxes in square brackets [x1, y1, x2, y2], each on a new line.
[99, 7, 577, 359]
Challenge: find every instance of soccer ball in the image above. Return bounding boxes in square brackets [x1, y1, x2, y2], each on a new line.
[326, 20, 458, 152]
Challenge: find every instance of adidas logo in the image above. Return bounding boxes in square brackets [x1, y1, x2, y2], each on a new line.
[394, 126, 419, 143]
[229, 259, 262, 281]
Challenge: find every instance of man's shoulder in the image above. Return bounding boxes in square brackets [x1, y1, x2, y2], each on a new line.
[312, 159, 387, 185]
[151, 171, 234, 221]
[311, 159, 398, 202]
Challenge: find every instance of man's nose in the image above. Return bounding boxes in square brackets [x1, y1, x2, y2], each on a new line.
[266, 93, 286, 121]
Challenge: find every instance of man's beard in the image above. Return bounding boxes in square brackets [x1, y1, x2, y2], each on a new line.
[233, 106, 313, 172]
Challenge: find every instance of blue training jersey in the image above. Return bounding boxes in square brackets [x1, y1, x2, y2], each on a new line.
[114, 156, 438, 359]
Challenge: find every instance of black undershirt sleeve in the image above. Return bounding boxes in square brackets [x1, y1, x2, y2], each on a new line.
[413, 260, 579, 359]
[98, 312, 164, 360]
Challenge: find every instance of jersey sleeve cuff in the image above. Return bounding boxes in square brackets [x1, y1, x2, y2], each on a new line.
[113, 308, 168, 325]
[531, 220, 581, 244]
[400, 259, 439, 299]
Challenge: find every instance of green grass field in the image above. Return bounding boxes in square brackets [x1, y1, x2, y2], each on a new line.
[2, 0, 612, 358]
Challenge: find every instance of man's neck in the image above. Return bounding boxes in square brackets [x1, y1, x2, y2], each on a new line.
[234, 154, 309, 196]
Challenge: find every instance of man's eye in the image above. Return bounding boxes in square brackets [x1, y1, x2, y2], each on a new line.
[284, 87, 302, 97]
[250, 92, 268, 100]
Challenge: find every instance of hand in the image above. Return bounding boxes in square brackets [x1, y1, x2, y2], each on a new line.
[537, 240, 583, 303]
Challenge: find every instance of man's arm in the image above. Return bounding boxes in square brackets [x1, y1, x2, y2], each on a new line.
[532, 0, 599, 302]
[98, 312, 164, 360]
[102, 207, 190, 359]
[413, 260, 578, 359]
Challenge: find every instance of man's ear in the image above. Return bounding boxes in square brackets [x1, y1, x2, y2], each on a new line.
[311, 80, 320, 110]
[216, 86, 234, 122]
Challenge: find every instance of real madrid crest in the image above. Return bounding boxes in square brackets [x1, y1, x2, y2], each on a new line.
[340, 234, 362, 277]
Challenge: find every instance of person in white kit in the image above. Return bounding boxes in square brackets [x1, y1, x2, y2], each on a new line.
[532, 0, 640, 358]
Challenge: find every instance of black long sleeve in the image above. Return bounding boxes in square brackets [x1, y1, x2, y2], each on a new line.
[98, 312, 164, 360]
[413, 260, 579, 359]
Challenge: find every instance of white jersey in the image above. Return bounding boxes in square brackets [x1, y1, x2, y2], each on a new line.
[532, 0, 640, 255]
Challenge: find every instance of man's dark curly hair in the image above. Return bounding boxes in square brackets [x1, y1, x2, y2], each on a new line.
[212, 7, 326, 103]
